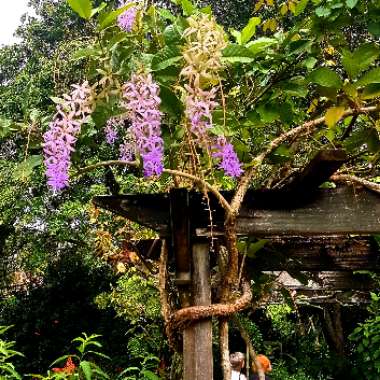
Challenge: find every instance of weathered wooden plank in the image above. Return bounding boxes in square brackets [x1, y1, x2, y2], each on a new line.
[235, 186, 380, 236]
[95, 185, 380, 237]
[247, 236, 380, 271]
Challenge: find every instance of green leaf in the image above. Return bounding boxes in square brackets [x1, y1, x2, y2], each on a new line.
[67, 0, 93, 19]
[256, 102, 281, 123]
[362, 83, 380, 100]
[247, 239, 268, 258]
[342, 43, 379, 78]
[72, 46, 99, 60]
[240, 17, 261, 45]
[355, 67, 380, 88]
[181, 0, 195, 16]
[368, 22, 380, 38]
[304, 57, 318, 69]
[307, 67, 342, 89]
[246, 37, 277, 55]
[151, 46, 182, 71]
[159, 85, 183, 116]
[156, 8, 175, 22]
[141, 369, 160, 380]
[280, 78, 308, 97]
[268, 144, 293, 164]
[222, 44, 254, 63]
[294, 0, 309, 15]
[80, 361, 92, 380]
[13, 155, 43, 182]
[346, 0, 358, 8]
[344, 127, 380, 153]
[91, 2, 106, 17]
[315, 6, 331, 17]
[325, 106, 345, 128]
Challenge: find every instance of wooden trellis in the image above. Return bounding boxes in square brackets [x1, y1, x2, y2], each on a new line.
[93, 150, 380, 380]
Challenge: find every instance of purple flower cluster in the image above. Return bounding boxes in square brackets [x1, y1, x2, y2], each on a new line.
[43, 82, 93, 191]
[212, 136, 243, 178]
[185, 85, 218, 141]
[104, 118, 121, 145]
[122, 73, 164, 177]
[117, 1, 138, 32]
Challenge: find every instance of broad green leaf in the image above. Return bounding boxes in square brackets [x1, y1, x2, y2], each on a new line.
[67, 0, 93, 20]
[240, 17, 261, 45]
[361, 83, 380, 99]
[229, 29, 242, 44]
[287, 39, 313, 55]
[157, 8, 176, 22]
[256, 102, 280, 123]
[80, 361, 92, 380]
[304, 57, 317, 69]
[163, 25, 182, 45]
[346, 0, 358, 8]
[247, 37, 277, 55]
[181, 0, 195, 16]
[200, 5, 212, 14]
[307, 67, 342, 89]
[159, 86, 183, 116]
[91, 2, 106, 17]
[355, 67, 380, 88]
[342, 43, 379, 78]
[315, 6, 331, 17]
[13, 155, 43, 182]
[247, 240, 268, 258]
[281, 81, 308, 98]
[222, 44, 254, 63]
[141, 369, 161, 380]
[151, 46, 182, 71]
[325, 106, 345, 128]
[295, 0, 309, 15]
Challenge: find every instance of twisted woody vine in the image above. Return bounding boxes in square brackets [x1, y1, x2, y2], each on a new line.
[42, 0, 380, 378]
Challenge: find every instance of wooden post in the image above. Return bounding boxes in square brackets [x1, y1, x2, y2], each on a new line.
[191, 242, 213, 380]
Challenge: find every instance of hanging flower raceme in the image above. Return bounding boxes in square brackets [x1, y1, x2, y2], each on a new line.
[117, 1, 138, 32]
[43, 82, 94, 191]
[185, 85, 218, 142]
[121, 73, 164, 177]
[212, 136, 243, 178]
[181, 13, 227, 85]
[104, 117, 123, 145]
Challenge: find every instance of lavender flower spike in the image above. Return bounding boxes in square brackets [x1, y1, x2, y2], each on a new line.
[117, 1, 138, 32]
[122, 73, 164, 177]
[212, 136, 244, 178]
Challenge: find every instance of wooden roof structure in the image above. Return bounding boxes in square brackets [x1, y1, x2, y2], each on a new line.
[93, 149, 380, 299]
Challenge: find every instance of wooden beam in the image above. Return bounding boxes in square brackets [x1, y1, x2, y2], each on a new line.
[247, 236, 380, 271]
[235, 186, 380, 236]
[191, 242, 213, 380]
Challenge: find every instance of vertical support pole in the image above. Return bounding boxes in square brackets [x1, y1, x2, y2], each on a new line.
[192, 242, 213, 380]
[169, 190, 213, 379]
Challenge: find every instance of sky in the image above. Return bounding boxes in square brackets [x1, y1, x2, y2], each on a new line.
[0, 1, 33, 46]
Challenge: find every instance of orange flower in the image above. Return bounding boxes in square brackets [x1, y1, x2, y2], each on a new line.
[52, 357, 76, 374]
